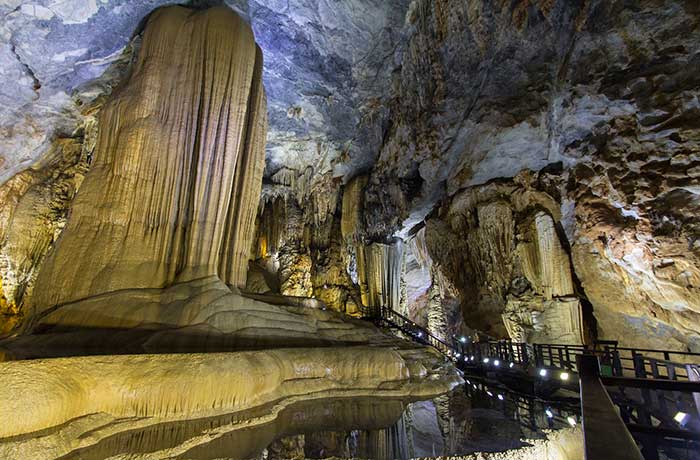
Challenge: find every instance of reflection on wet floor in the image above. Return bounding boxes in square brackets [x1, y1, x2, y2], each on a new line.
[0, 335, 581, 459]
[43, 383, 578, 460]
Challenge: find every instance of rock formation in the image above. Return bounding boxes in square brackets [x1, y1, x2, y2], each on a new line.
[0, 8, 465, 455]
[0, 5, 403, 352]
[1, 0, 699, 354]
[356, 0, 700, 351]
[357, 240, 405, 312]
[32, 6, 266, 313]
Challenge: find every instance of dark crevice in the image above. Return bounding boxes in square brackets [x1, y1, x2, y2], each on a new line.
[10, 42, 41, 96]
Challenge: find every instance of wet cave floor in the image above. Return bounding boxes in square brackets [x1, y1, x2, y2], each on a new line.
[50, 387, 578, 460]
[0, 342, 581, 460]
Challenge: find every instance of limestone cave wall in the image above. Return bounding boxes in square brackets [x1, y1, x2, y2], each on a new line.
[0, 0, 698, 352]
[354, 0, 700, 351]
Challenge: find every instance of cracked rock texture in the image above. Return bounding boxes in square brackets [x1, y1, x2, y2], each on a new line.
[357, 0, 700, 350]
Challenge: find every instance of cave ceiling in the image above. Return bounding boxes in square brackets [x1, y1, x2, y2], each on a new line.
[0, 0, 409, 185]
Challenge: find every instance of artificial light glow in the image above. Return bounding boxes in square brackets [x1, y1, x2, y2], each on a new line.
[560, 372, 570, 381]
[466, 379, 471, 384]
[497, 394, 504, 401]
[464, 356, 469, 362]
[539, 369, 548, 377]
[509, 362, 514, 368]
[483, 358, 490, 364]
[417, 332, 423, 338]
[494, 359, 500, 367]
[486, 391, 493, 397]
[674, 412, 690, 425]
[455, 353, 461, 358]
[545, 409, 554, 418]
[567, 416, 577, 427]
[470, 356, 475, 361]
[460, 336, 467, 343]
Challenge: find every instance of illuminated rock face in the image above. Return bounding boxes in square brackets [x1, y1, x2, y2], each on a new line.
[32, 6, 266, 312]
[357, 240, 404, 312]
[2, 0, 698, 351]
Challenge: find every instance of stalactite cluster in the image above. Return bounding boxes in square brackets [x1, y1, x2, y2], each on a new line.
[356, 240, 404, 312]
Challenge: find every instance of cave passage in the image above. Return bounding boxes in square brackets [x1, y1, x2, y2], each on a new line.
[1, 1, 700, 459]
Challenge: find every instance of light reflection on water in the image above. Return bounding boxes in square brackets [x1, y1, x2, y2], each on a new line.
[50, 383, 577, 460]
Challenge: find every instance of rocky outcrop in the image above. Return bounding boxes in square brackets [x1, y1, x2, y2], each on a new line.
[357, 0, 700, 350]
[251, 174, 364, 314]
[0, 134, 92, 333]
[415, 175, 586, 344]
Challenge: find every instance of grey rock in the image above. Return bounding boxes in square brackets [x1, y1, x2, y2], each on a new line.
[0, 0, 411, 184]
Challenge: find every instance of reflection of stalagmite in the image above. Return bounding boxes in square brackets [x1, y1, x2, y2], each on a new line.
[357, 240, 404, 310]
[32, 6, 266, 312]
[0, 347, 461, 455]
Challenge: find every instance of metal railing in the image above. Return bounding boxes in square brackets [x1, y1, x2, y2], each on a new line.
[361, 305, 700, 460]
[579, 354, 700, 460]
[361, 305, 700, 376]
[362, 305, 457, 358]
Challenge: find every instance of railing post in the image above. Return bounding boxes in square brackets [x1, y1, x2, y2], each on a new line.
[548, 345, 554, 367]
[558, 347, 565, 369]
[687, 365, 700, 420]
[613, 351, 623, 376]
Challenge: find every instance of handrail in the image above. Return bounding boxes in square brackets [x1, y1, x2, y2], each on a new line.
[578, 354, 645, 460]
[363, 305, 700, 458]
[361, 304, 700, 379]
[601, 376, 700, 392]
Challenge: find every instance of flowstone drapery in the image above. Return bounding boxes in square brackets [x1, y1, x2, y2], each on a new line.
[33, 6, 266, 313]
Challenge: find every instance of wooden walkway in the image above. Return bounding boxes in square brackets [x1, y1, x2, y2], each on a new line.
[361, 305, 700, 460]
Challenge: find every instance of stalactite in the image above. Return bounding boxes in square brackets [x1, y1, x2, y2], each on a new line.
[31, 6, 267, 312]
[341, 175, 368, 243]
[357, 239, 404, 310]
[426, 281, 448, 342]
[398, 251, 409, 317]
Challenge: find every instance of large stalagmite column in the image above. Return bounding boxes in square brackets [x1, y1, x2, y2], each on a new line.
[33, 6, 267, 311]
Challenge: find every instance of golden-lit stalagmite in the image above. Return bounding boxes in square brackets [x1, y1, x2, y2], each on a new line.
[32, 6, 266, 313]
[504, 211, 584, 345]
[341, 175, 368, 243]
[5, 4, 442, 351]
